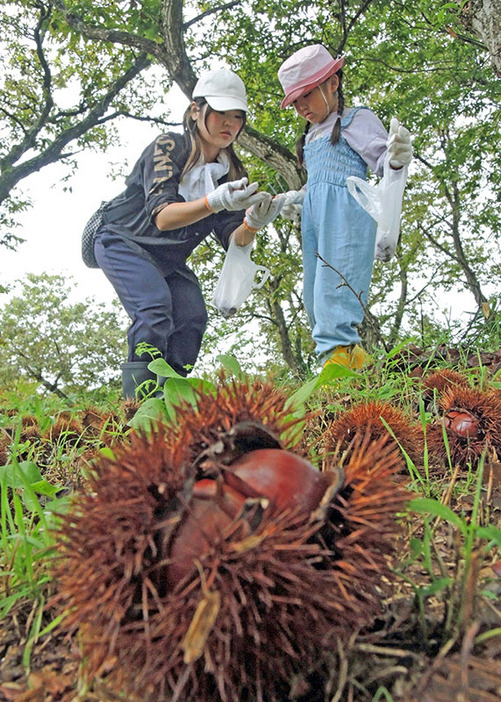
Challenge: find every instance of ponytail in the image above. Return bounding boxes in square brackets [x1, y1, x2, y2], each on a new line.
[329, 70, 344, 146]
[295, 122, 311, 168]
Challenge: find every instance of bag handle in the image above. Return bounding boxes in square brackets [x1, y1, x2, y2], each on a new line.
[253, 265, 270, 289]
[346, 177, 381, 219]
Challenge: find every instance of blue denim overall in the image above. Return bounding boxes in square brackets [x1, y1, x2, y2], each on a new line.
[302, 107, 377, 361]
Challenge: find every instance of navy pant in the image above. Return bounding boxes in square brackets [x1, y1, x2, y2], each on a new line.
[94, 232, 208, 376]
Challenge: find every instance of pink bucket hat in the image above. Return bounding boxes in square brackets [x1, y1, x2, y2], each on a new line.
[278, 45, 345, 109]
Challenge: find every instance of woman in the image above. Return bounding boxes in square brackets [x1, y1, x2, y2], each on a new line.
[93, 68, 282, 398]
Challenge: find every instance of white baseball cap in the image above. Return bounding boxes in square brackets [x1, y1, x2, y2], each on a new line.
[192, 68, 249, 113]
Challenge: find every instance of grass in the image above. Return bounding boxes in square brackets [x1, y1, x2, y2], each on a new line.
[0, 348, 500, 701]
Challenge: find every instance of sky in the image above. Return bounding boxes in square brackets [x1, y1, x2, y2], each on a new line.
[1, 87, 188, 306]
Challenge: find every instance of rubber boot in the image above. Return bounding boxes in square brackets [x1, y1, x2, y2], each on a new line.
[323, 344, 371, 371]
[349, 344, 371, 370]
[323, 345, 353, 369]
[121, 361, 157, 400]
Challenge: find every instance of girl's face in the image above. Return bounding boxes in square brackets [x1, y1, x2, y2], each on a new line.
[293, 74, 339, 124]
[191, 103, 245, 160]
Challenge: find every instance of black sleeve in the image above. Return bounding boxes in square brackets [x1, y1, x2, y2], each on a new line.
[213, 209, 246, 250]
[138, 133, 189, 220]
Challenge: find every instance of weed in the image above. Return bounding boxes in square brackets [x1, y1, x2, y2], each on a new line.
[1, 350, 500, 699]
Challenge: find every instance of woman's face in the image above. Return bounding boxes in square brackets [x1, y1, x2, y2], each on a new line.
[293, 74, 339, 124]
[191, 103, 245, 160]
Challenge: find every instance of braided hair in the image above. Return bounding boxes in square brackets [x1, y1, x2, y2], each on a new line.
[295, 69, 344, 167]
[181, 97, 247, 180]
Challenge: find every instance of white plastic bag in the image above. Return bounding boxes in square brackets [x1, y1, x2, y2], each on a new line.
[211, 237, 270, 318]
[346, 118, 408, 262]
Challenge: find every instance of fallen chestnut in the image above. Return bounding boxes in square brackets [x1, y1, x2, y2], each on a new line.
[226, 448, 328, 515]
[165, 479, 248, 586]
[443, 410, 479, 439]
[166, 450, 327, 586]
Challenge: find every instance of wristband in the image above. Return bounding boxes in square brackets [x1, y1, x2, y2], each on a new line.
[243, 220, 259, 233]
[205, 195, 215, 213]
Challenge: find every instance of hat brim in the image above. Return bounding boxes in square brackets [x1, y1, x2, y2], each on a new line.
[280, 56, 345, 109]
[205, 95, 250, 114]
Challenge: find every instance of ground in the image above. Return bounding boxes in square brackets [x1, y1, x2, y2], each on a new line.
[1, 345, 501, 701]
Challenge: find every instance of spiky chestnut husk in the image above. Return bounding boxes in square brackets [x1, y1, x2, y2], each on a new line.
[422, 369, 470, 397]
[53, 382, 410, 702]
[80, 406, 122, 439]
[427, 386, 501, 469]
[421, 368, 471, 415]
[318, 400, 424, 471]
[44, 416, 84, 443]
[164, 376, 304, 468]
[0, 415, 42, 465]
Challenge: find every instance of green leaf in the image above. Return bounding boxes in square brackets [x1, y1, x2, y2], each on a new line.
[164, 377, 198, 407]
[409, 537, 423, 558]
[148, 359, 186, 379]
[476, 525, 501, 546]
[29, 480, 62, 498]
[216, 354, 244, 377]
[21, 480, 62, 513]
[0, 461, 42, 488]
[285, 376, 320, 412]
[318, 364, 359, 382]
[408, 497, 467, 535]
[128, 397, 168, 430]
[421, 577, 454, 597]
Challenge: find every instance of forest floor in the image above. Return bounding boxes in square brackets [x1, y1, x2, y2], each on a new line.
[1, 344, 501, 702]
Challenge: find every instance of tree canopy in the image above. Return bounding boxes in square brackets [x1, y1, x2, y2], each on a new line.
[0, 273, 127, 398]
[1, 0, 499, 380]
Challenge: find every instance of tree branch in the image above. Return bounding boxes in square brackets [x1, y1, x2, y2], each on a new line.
[184, 0, 241, 29]
[0, 53, 151, 204]
[52, 0, 165, 61]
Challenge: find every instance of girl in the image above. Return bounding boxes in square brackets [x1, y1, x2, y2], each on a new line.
[92, 68, 282, 398]
[277, 45, 412, 369]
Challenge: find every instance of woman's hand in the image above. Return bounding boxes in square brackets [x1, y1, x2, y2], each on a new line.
[206, 177, 269, 212]
[154, 178, 269, 231]
[279, 189, 306, 223]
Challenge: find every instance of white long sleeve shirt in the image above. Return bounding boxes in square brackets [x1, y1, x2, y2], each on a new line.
[306, 107, 388, 177]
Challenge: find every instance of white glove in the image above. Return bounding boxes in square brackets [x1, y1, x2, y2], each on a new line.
[280, 189, 306, 223]
[245, 194, 285, 230]
[206, 177, 269, 213]
[387, 118, 413, 169]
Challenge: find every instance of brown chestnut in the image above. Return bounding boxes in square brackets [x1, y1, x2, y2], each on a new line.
[227, 448, 327, 515]
[443, 410, 479, 438]
[166, 480, 246, 585]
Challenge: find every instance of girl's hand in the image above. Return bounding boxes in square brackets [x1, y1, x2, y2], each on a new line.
[206, 177, 269, 212]
[244, 194, 284, 230]
[387, 119, 413, 169]
[280, 189, 306, 222]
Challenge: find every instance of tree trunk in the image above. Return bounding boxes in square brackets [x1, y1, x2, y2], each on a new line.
[459, 0, 501, 76]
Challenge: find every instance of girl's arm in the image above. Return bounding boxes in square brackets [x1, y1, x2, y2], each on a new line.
[154, 193, 256, 247]
[343, 109, 388, 176]
[154, 197, 213, 231]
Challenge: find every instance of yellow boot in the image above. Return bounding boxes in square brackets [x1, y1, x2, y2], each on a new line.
[323, 344, 371, 370]
[323, 345, 354, 369]
[349, 344, 371, 370]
